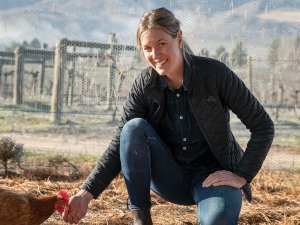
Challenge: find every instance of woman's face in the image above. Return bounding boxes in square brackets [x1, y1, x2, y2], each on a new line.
[141, 28, 183, 78]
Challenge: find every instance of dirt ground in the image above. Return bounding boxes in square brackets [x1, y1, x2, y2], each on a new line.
[0, 168, 300, 225]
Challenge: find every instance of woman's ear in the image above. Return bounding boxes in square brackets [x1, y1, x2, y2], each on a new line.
[177, 30, 183, 48]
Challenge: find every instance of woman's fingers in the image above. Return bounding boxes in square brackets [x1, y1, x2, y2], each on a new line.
[63, 209, 81, 224]
[62, 208, 69, 223]
[202, 170, 246, 188]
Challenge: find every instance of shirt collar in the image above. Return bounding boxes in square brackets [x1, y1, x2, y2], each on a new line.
[157, 57, 193, 93]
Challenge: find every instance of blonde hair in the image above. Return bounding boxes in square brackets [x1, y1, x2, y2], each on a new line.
[137, 7, 193, 65]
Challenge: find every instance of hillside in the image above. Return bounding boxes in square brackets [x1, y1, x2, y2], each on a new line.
[0, 0, 299, 58]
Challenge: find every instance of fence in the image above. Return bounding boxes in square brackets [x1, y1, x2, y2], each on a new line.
[0, 0, 300, 173]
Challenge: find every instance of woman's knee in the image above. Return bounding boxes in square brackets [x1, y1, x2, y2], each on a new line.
[120, 118, 151, 157]
[193, 185, 242, 225]
[121, 118, 148, 136]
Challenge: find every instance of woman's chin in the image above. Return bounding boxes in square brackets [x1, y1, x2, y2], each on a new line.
[154, 68, 168, 76]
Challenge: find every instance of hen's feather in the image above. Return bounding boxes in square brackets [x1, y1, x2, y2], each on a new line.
[0, 188, 64, 225]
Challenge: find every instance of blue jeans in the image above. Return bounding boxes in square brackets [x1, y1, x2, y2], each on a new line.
[120, 118, 242, 225]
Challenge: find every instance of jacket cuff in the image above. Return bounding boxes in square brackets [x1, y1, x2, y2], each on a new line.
[232, 169, 253, 183]
[79, 179, 105, 199]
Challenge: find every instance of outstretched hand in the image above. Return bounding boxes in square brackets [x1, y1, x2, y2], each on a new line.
[202, 170, 247, 189]
[63, 190, 94, 224]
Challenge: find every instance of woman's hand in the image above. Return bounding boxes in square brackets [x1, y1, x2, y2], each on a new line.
[202, 170, 247, 189]
[62, 189, 94, 224]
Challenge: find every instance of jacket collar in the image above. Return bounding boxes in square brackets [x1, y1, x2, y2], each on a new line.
[154, 54, 194, 94]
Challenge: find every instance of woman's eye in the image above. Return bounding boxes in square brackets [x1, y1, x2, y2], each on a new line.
[160, 43, 166, 46]
[144, 47, 151, 50]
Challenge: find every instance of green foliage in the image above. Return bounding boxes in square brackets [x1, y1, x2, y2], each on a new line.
[231, 41, 247, 67]
[0, 137, 24, 178]
[4, 38, 43, 51]
[4, 42, 22, 51]
[23, 100, 51, 112]
[29, 38, 41, 48]
[214, 46, 228, 63]
[199, 48, 210, 57]
[268, 37, 280, 66]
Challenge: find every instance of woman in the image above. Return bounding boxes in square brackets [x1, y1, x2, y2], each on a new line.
[63, 7, 274, 225]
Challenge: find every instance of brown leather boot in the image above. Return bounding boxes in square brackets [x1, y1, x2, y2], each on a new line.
[132, 209, 153, 225]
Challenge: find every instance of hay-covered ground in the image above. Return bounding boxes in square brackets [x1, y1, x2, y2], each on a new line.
[0, 168, 300, 225]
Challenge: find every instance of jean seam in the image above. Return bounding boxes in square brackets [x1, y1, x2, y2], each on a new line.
[148, 137, 185, 172]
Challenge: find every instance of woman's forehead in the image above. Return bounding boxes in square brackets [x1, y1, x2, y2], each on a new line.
[141, 28, 171, 44]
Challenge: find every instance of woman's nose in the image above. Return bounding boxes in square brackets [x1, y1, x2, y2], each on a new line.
[152, 48, 161, 59]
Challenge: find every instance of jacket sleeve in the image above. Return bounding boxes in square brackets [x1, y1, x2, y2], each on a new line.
[216, 63, 275, 183]
[79, 73, 150, 198]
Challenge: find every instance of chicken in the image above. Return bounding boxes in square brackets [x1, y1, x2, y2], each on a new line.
[0, 188, 69, 225]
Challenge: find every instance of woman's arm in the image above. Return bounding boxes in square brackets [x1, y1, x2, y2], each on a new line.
[216, 63, 275, 183]
[79, 71, 150, 199]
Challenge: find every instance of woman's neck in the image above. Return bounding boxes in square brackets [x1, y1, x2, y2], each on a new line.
[164, 57, 184, 89]
[164, 74, 183, 89]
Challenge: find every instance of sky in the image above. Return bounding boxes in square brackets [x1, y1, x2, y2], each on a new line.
[0, 0, 299, 59]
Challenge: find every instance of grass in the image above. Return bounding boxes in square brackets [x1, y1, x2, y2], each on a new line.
[0, 108, 117, 134]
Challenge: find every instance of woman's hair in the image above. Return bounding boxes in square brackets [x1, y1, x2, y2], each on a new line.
[136, 7, 193, 65]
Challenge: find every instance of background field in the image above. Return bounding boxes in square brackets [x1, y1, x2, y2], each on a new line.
[1, 0, 300, 224]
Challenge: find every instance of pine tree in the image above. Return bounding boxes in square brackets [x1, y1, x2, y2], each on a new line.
[268, 37, 280, 67]
[214, 46, 228, 63]
[231, 41, 247, 67]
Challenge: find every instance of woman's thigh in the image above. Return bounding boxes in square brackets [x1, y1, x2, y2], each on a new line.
[120, 118, 195, 206]
[148, 134, 195, 205]
[192, 179, 242, 225]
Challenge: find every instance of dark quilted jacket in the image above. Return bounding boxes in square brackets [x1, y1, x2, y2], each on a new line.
[80, 54, 275, 202]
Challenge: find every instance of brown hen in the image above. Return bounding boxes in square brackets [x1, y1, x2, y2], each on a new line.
[0, 188, 69, 225]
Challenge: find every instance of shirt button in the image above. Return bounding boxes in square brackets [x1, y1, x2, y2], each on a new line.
[183, 138, 186, 141]
[183, 147, 186, 150]
[180, 116, 183, 119]
[176, 94, 180, 97]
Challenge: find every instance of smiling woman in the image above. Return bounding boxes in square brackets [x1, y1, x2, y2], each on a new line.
[140, 28, 184, 89]
[63, 7, 275, 225]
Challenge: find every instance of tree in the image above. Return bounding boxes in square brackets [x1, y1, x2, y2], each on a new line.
[22, 41, 28, 48]
[0, 137, 23, 178]
[4, 38, 42, 51]
[267, 37, 280, 67]
[231, 41, 247, 67]
[199, 48, 210, 57]
[293, 34, 300, 69]
[214, 46, 228, 63]
[29, 38, 41, 48]
[4, 42, 22, 51]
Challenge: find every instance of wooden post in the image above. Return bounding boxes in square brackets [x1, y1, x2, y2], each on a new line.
[69, 46, 76, 106]
[248, 56, 252, 92]
[51, 38, 67, 124]
[80, 69, 85, 105]
[39, 43, 47, 95]
[0, 62, 2, 93]
[107, 33, 116, 110]
[13, 46, 25, 105]
[275, 83, 284, 121]
[3, 72, 8, 99]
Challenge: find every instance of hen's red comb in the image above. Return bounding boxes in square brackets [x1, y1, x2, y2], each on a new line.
[59, 190, 69, 203]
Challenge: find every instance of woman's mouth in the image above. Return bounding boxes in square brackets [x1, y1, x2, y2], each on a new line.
[155, 59, 167, 66]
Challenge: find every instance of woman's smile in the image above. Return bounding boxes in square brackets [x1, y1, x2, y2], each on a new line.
[140, 28, 184, 81]
[155, 59, 168, 66]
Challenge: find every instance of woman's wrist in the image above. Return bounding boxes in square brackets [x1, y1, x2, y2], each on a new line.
[76, 189, 94, 201]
